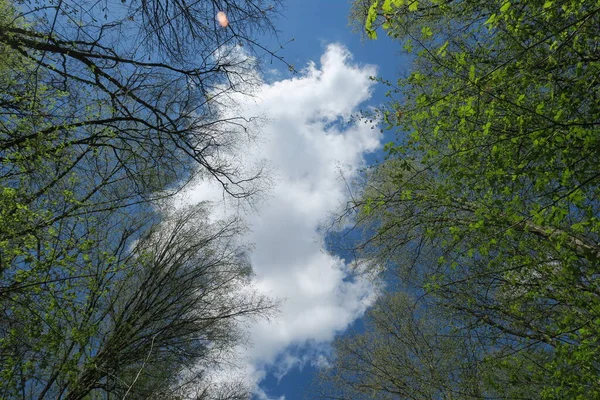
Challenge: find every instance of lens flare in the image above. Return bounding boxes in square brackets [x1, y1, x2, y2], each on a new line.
[216, 11, 229, 28]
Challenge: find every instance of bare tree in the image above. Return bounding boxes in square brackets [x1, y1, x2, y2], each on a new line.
[1, 203, 275, 399]
[314, 291, 545, 400]
[0, 0, 290, 243]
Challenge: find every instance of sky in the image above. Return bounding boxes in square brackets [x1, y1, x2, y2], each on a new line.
[177, 1, 410, 398]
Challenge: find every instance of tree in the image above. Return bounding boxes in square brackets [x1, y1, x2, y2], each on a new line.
[1, 202, 274, 399]
[316, 291, 545, 399]
[1, 0, 285, 397]
[0, 0, 286, 293]
[328, 0, 600, 397]
[0, 0, 286, 239]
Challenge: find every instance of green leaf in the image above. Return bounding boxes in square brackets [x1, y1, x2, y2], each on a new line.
[421, 25, 432, 38]
[469, 64, 476, 81]
[365, 0, 380, 39]
[382, 0, 404, 11]
[484, 13, 497, 26]
[436, 41, 449, 56]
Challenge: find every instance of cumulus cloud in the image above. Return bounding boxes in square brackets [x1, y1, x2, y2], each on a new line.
[179, 43, 381, 396]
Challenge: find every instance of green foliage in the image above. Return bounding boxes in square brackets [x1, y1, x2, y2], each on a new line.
[366, 0, 381, 38]
[340, 0, 600, 397]
[0, 0, 281, 398]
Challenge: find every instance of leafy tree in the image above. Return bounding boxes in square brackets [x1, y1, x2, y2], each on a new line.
[0, 0, 285, 397]
[327, 0, 600, 397]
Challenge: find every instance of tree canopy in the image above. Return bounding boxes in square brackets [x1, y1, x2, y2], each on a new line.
[0, 0, 284, 398]
[322, 0, 600, 398]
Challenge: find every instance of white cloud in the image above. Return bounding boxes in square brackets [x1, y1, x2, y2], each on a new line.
[179, 43, 381, 396]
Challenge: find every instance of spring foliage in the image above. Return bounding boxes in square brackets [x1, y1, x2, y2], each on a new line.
[0, 0, 281, 398]
[320, 0, 600, 398]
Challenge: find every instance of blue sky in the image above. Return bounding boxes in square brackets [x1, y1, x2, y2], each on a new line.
[267, 0, 406, 107]
[177, 1, 411, 398]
